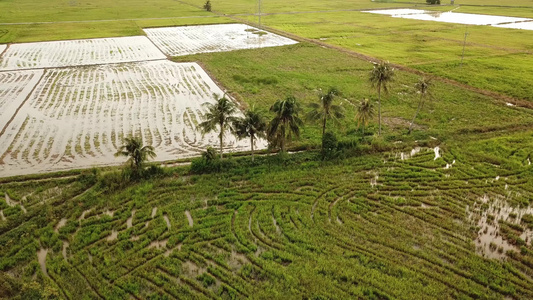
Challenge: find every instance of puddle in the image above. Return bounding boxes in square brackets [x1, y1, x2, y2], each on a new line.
[444, 160, 456, 169]
[185, 210, 193, 227]
[37, 248, 48, 277]
[398, 147, 421, 160]
[181, 261, 206, 277]
[54, 218, 67, 233]
[433, 146, 441, 160]
[148, 238, 168, 250]
[467, 195, 533, 259]
[127, 209, 136, 229]
[151, 207, 157, 218]
[364, 9, 531, 27]
[106, 230, 118, 241]
[62, 241, 69, 260]
[163, 214, 171, 229]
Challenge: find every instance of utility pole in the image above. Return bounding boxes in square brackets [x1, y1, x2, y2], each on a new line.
[460, 25, 468, 68]
[258, 0, 261, 27]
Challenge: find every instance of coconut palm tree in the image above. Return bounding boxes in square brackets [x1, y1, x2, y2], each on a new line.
[306, 87, 345, 141]
[114, 135, 156, 172]
[369, 61, 395, 136]
[356, 98, 375, 138]
[233, 107, 267, 161]
[268, 96, 303, 153]
[199, 93, 238, 159]
[409, 77, 432, 134]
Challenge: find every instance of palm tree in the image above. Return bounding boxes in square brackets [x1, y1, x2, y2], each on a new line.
[306, 87, 345, 141]
[369, 61, 395, 136]
[408, 77, 432, 134]
[115, 135, 156, 171]
[199, 93, 238, 159]
[356, 98, 375, 138]
[268, 96, 303, 153]
[233, 107, 267, 161]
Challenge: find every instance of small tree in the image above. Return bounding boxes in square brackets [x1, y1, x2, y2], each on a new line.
[356, 98, 375, 138]
[408, 77, 433, 134]
[199, 93, 238, 159]
[369, 61, 394, 136]
[426, 0, 441, 4]
[202, 147, 218, 161]
[233, 107, 267, 161]
[203, 0, 212, 11]
[268, 96, 303, 153]
[114, 135, 156, 174]
[306, 87, 345, 148]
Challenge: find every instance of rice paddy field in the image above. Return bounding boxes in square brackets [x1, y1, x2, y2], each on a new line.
[1, 0, 533, 299]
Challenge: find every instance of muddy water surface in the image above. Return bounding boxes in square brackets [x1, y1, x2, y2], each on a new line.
[185, 210, 193, 227]
[467, 195, 533, 259]
[37, 248, 48, 276]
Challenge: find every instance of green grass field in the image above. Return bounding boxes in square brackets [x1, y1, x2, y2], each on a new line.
[1, 132, 533, 299]
[2, 0, 533, 299]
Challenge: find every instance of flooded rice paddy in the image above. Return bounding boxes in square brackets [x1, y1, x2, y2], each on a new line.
[144, 24, 298, 57]
[364, 9, 533, 29]
[0, 36, 166, 71]
[0, 23, 290, 178]
[0, 60, 264, 177]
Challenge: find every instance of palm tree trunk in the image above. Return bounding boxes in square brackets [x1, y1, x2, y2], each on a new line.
[321, 116, 327, 151]
[281, 123, 286, 153]
[378, 85, 382, 136]
[409, 94, 424, 135]
[251, 136, 255, 162]
[219, 121, 224, 159]
[322, 116, 327, 137]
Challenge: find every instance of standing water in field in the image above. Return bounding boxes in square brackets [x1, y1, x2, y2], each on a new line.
[363, 9, 533, 29]
[37, 248, 48, 277]
[467, 195, 533, 259]
[434, 147, 441, 160]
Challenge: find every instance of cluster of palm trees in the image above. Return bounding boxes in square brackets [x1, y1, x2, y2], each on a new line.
[200, 89, 350, 159]
[115, 61, 433, 168]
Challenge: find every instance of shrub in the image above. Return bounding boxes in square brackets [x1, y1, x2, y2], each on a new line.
[197, 273, 216, 287]
[203, 0, 212, 11]
[321, 132, 339, 160]
[426, 0, 441, 4]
